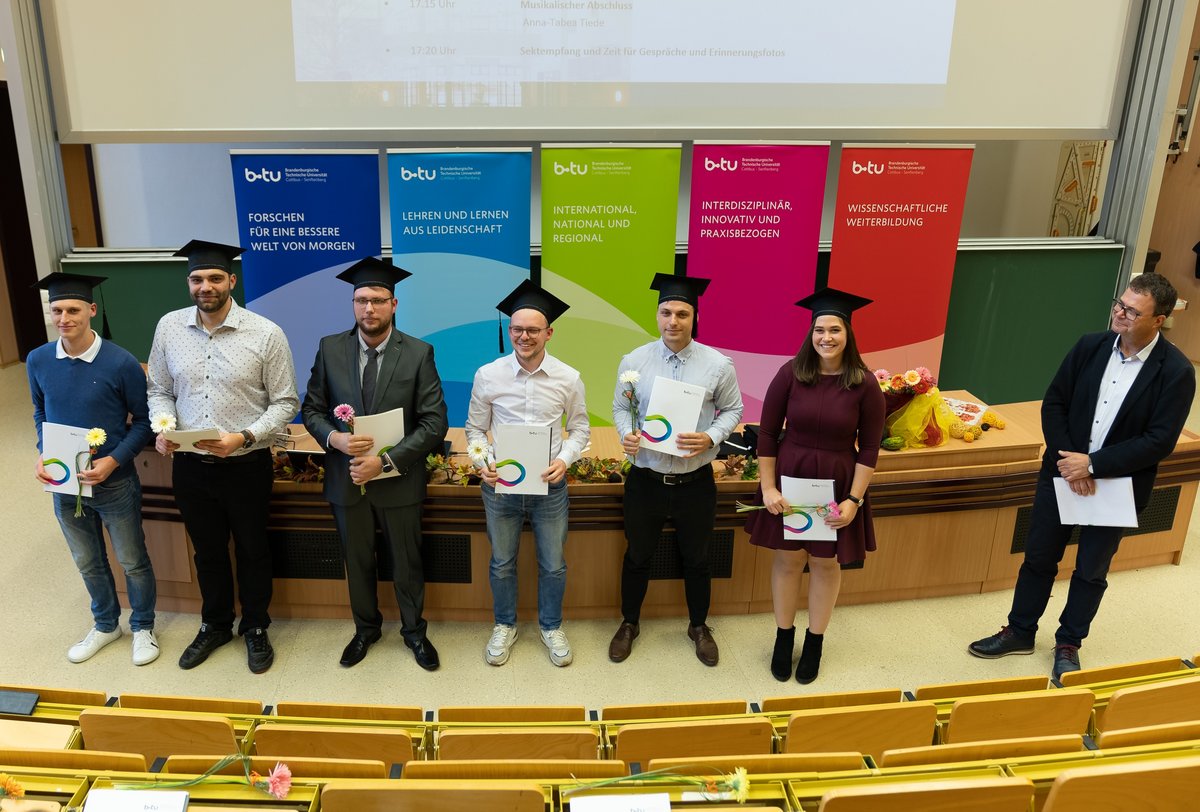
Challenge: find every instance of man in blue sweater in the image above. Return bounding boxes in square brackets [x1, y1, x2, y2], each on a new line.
[29, 272, 159, 666]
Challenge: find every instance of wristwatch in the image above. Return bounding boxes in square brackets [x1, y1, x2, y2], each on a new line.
[846, 493, 865, 507]
[380, 453, 395, 474]
[1087, 461, 1095, 475]
[240, 429, 255, 449]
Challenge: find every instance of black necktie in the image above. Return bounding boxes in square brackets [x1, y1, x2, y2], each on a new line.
[362, 347, 379, 415]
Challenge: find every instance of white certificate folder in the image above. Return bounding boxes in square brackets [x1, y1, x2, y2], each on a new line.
[1052, 477, 1138, 528]
[780, 476, 838, 541]
[493, 424, 552, 496]
[352, 407, 405, 480]
[639, 376, 705, 457]
[41, 421, 92, 497]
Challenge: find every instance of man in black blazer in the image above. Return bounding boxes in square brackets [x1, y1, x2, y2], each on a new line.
[302, 257, 449, 669]
[969, 273, 1194, 680]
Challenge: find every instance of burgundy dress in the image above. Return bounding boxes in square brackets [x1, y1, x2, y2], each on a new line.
[746, 363, 886, 563]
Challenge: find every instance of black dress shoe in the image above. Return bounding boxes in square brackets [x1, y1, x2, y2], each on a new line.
[244, 628, 274, 674]
[407, 636, 440, 671]
[340, 631, 382, 668]
[177, 623, 233, 670]
[968, 626, 1035, 659]
[1052, 644, 1081, 681]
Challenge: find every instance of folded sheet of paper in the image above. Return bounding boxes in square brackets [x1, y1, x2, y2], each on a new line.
[639, 376, 705, 457]
[82, 789, 188, 811]
[164, 428, 222, 453]
[493, 423, 552, 496]
[781, 476, 838, 541]
[1052, 476, 1137, 527]
[352, 407, 405, 480]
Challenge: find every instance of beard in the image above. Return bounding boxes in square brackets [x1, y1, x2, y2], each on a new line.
[193, 290, 230, 312]
[357, 316, 392, 339]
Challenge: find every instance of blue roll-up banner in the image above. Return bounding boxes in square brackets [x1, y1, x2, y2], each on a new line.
[388, 148, 532, 426]
[230, 150, 382, 401]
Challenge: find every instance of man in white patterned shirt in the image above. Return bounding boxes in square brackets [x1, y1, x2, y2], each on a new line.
[148, 240, 299, 674]
[466, 280, 589, 667]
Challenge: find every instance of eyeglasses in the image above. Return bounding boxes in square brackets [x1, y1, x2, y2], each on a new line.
[353, 297, 392, 308]
[508, 326, 545, 337]
[1111, 298, 1145, 320]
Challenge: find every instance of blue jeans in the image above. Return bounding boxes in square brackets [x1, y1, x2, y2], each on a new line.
[53, 473, 156, 632]
[481, 480, 569, 630]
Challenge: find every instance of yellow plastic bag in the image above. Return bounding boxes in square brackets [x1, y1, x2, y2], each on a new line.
[884, 388, 955, 449]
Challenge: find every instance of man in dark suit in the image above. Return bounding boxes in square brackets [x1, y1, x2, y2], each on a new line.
[302, 257, 449, 670]
[969, 273, 1195, 680]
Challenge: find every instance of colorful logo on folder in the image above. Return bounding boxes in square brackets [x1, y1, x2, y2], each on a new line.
[640, 415, 672, 443]
[496, 459, 526, 487]
[782, 511, 814, 534]
[42, 458, 70, 486]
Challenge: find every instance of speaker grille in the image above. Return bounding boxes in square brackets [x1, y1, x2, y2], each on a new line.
[1011, 485, 1182, 553]
[268, 529, 471, 583]
[648, 529, 735, 580]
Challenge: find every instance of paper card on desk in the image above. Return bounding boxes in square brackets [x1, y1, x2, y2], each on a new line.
[639, 376, 705, 457]
[781, 477, 838, 541]
[2, 800, 63, 811]
[493, 423, 552, 496]
[352, 407, 405, 480]
[164, 428, 222, 453]
[568, 792, 670, 812]
[942, 395, 987, 426]
[82, 789, 188, 811]
[1052, 477, 1138, 527]
[41, 421, 91, 497]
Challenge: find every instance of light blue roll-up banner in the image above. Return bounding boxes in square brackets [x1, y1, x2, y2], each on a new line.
[231, 150, 383, 395]
[388, 148, 532, 426]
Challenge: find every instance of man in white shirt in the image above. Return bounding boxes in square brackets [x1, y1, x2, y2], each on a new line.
[466, 280, 589, 667]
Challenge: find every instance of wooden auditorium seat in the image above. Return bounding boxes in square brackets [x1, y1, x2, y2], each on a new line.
[785, 701, 937, 761]
[118, 692, 264, 715]
[403, 758, 626, 779]
[816, 776, 1035, 812]
[879, 734, 1085, 767]
[649, 751, 867, 774]
[1095, 719, 1200, 749]
[438, 705, 586, 723]
[1094, 675, 1200, 734]
[164, 753, 387, 779]
[0, 718, 77, 749]
[0, 746, 147, 772]
[0, 684, 107, 707]
[252, 722, 415, 768]
[942, 688, 1094, 744]
[760, 688, 902, 713]
[1041, 754, 1200, 811]
[1057, 656, 1190, 688]
[320, 779, 546, 812]
[436, 726, 600, 760]
[601, 699, 747, 720]
[613, 717, 775, 767]
[78, 706, 238, 764]
[274, 700, 423, 722]
[913, 674, 1050, 701]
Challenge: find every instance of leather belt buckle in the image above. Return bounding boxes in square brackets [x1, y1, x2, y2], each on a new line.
[662, 473, 678, 486]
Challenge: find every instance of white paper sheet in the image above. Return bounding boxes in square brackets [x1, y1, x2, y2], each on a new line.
[568, 793, 670, 812]
[41, 421, 92, 497]
[163, 427, 222, 454]
[352, 407, 406, 480]
[780, 476, 838, 541]
[493, 423, 552, 496]
[82, 789, 188, 811]
[639, 376, 705, 457]
[1052, 477, 1138, 527]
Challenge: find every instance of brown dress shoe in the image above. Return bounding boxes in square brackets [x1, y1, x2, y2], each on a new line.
[608, 622, 639, 662]
[688, 624, 719, 666]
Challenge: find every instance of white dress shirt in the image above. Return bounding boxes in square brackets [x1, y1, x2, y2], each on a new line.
[147, 301, 299, 452]
[1088, 331, 1159, 453]
[465, 351, 590, 467]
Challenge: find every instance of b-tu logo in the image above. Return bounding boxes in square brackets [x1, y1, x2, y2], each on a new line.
[553, 161, 588, 176]
[704, 157, 738, 171]
[399, 166, 437, 181]
[851, 160, 884, 175]
[243, 167, 281, 183]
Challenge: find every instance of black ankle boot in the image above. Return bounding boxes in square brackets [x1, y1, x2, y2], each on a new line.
[770, 627, 795, 681]
[796, 629, 824, 684]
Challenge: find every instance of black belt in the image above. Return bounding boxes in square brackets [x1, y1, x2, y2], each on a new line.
[631, 465, 713, 486]
[189, 449, 271, 465]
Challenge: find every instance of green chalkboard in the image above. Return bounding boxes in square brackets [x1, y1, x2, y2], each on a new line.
[58, 257, 246, 362]
[938, 244, 1123, 404]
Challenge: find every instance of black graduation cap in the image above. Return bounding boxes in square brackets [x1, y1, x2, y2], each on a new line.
[335, 256, 413, 292]
[795, 286, 874, 321]
[174, 239, 245, 273]
[493, 279, 570, 352]
[31, 272, 113, 340]
[650, 272, 711, 338]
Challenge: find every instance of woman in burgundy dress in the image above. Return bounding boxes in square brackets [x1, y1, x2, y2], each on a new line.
[746, 288, 885, 683]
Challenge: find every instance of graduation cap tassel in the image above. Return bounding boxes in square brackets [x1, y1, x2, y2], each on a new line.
[498, 312, 505, 354]
[97, 286, 113, 340]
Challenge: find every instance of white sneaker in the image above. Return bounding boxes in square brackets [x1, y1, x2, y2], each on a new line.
[540, 627, 573, 667]
[132, 629, 161, 666]
[484, 624, 518, 666]
[67, 626, 122, 663]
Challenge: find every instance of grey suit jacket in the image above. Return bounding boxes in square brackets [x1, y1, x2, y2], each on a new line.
[302, 327, 448, 508]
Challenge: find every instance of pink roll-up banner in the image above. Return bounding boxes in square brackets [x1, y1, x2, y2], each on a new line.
[686, 142, 830, 422]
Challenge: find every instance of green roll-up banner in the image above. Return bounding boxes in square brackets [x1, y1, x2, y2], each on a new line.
[540, 144, 682, 425]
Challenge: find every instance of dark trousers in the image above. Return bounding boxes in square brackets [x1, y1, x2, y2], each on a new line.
[332, 498, 427, 643]
[173, 450, 274, 634]
[1008, 473, 1124, 648]
[621, 466, 717, 627]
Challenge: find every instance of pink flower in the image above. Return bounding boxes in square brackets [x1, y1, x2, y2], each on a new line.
[827, 501, 842, 519]
[266, 763, 291, 799]
[333, 403, 355, 425]
[873, 368, 890, 382]
[916, 366, 934, 384]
